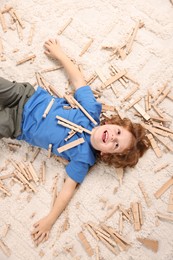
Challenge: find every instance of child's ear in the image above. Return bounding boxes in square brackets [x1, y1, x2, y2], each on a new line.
[100, 151, 105, 156]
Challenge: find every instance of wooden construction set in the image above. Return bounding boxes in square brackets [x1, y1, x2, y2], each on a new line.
[0, 3, 173, 259]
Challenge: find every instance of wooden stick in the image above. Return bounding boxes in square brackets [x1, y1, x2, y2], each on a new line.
[150, 115, 172, 123]
[153, 83, 167, 102]
[57, 121, 83, 134]
[100, 70, 127, 89]
[131, 202, 141, 231]
[65, 130, 76, 141]
[0, 11, 7, 32]
[70, 96, 98, 125]
[104, 204, 119, 221]
[121, 85, 139, 102]
[155, 87, 171, 105]
[28, 162, 39, 184]
[57, 137, 85, 153]
[138, 181, 152, 207]
[116, 168, 124, 186]
[156, 212, 173, 222]
[14, 170, 37, 193]
[27, 23, 35, 46]
[154, 162, 169, 173]
[85, 223, 99, 241]
[30, 147, 40, 163]
[0, 173, 14, 180]
[1, 5, 13, 14]
[58, 18, 73, 35]
[146, 134, 162, 158]
[152, 122, 173, 135]
[151, 131, 173, 152]
[16, 20, 23, 40]
[16, 54, 36, 65]
[1, 224, 10, 238]
[119, 212, 123, 234]
[79, 38, 94, 56]
[78, 231, 94, 256]
[42, 161, 46, 184]
[119, 205, 132, 222]
[110, 65, 128, 88]
[12, 9, 25, 28]
[0, 183, 11, 196]
[154, 177, 173, 199]
[125, 97, 141, 111]
[97, 235, 118, 255]
[133, 103, 151, 121]
[137, 237, 158, 252]
[40, 66, 62, 73]
[152, 104, 165, 118]
[0, 240, 11, 257]
[126, 20, 144, 54]
[101, 224, 129, 250]
[48, 144, 52, 158]
[43, 98, 55, 118]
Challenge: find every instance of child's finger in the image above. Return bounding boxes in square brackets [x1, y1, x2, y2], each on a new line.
[33, 222, 39, 228]
[31, 227, 39, 235]
[44, 50, 50, 56]
[37, 233, 46, 245]
[45, 232, 49, 241]
[32, 231, 42, 241]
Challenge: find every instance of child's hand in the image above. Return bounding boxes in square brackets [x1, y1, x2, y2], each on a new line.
[44, 39, 65, 60]
[31, 215, 53, 246]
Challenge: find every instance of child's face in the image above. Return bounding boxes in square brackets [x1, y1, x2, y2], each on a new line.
[90, 124, 132, 154]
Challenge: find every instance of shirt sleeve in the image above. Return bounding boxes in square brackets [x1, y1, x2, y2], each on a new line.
[66, 160, 90, 183]
[74, 85, 102, 123]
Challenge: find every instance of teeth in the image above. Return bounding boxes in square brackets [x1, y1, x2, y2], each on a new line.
[105, 131, 108, 142]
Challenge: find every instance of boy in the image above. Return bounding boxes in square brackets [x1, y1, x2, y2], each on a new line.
[0, 39, 149, 245]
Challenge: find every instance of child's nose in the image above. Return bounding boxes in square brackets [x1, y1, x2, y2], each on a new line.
[111, 134, 116, 142]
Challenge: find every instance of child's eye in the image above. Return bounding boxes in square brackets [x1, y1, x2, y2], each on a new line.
[118, 129, 121, 135]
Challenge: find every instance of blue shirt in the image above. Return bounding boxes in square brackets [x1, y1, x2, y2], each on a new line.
[17, 86, 102, 183]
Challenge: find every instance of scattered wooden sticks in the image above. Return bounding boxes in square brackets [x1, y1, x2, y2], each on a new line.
[40, 161, 46, 184]
[154, 176, 173, 199]
[51, 175, 58, 208]
[137, 237, 158, 252]
[78, 231, 94, 256]
[131, 202, 143, 231]
[48, 144, 52, 158]
[154, 162, 169, 173]
[126, 20, 144, 55]
[79, 38, 94, 56]
[138, 181, 152, 207]
[116, 168, 124, 186]
[56, 115, 92, 134]
[70, 96, 98, 125]
[102, 20, 144, 60]
[16, 54, 36, 65]
[146, 133, 162, 158]
[58, 18, 73, 35]
[156, 212, 173, 222]
[57, 137, 85, 153]
[0, 11, 7, 32]
[42, 98, 55, 118]
[100, 70, 127, 89]
[0, 240, 11, 257]
[27, 23, 35, 46]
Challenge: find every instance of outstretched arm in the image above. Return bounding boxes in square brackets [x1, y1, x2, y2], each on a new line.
[44, 39, 86, 90]
[31, 176, 77, 246]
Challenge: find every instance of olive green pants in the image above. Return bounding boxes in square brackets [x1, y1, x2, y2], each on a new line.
[0, 77, 35, 139]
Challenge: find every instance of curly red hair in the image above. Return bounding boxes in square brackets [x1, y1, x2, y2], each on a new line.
[96, 115, 150, 168]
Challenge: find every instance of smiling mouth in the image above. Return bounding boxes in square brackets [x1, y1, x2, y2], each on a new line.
[102, 130, 108, 143]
